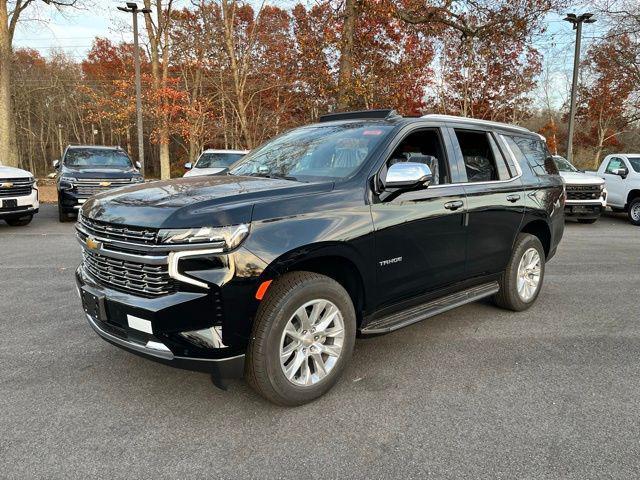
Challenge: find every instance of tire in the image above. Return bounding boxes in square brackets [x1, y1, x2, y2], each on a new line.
[494, 233, 546, 312]
[246, 271, 356, 406]
[5, 215, 33, 227]
[58, 203, 72, 223]
[628, 198, 640, 226]
[577, 218, 598, 224]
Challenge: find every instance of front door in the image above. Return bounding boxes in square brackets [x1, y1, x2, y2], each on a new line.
[601, 157, 626, 208]
[370, 127, 468, 309]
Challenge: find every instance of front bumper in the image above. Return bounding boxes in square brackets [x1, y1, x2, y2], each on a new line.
[76, 267, 246, 377]
[0, 187, 39, 218]
[58, 189, 89, 212]
[563, 201, 604, 219]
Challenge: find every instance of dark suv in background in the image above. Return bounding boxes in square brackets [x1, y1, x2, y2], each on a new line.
[75, 110, 564, 405]
[55, 145, 144, 222]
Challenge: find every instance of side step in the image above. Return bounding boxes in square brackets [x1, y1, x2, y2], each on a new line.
[360, 282, 500, 335]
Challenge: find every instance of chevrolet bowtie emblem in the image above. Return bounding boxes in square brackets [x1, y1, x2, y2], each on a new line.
[0, 182, 13, 188]
[86, 237, 101, 250]
[99, 181, 111, 187]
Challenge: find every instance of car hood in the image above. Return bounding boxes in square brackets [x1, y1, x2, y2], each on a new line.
[0, 165, 33, 178]
[61, 167, 138, 179]
[559, 171, 605, 185]
[82, 174, 334, 228]
[183, 167, 226, 177]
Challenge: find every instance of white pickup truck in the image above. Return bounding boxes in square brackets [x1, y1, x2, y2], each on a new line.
[588, 154, 640, 226]
[553, 156, 607, 224]
[0, 165, 39, 226]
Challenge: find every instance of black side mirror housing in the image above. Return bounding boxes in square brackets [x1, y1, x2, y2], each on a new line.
[53, 160, 60, 170]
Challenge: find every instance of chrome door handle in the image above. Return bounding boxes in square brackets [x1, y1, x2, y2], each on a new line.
[444, 200, 464, 211]
[506, 194, 521, 203]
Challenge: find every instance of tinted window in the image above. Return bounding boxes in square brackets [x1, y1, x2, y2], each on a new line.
[628, 157, 640, 173]
[64, 149, 132, 168]
[230, 124, 393, 181]
[454, 129, 499, 182]
[387, 129, 449, 185]
[605, 157, 625, 173]
[195, 152, 245, 169]
[503, 135, 557, 177]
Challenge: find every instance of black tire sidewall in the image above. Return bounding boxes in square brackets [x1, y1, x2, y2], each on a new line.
[256, 274, 355, 405]
[5, 215, 32, 227]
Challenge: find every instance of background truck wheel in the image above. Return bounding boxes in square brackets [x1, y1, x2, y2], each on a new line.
[246, 271, 356, 406]
[5, 215, 33, 227]
[58, 204, 72, 222]
[628, 198, 640, 226]
[577, 218, 598, 224]
[494, 233, 545, 312]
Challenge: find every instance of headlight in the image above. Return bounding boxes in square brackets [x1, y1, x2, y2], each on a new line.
[59, 176, 76, 190]
[158, 224, 249, 250]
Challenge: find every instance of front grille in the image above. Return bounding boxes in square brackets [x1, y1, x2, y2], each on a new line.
[0, 177, 32, 197]
[566, 185, 602, 200]
[82, 248, 174, 297]
[74, 179, 131, 197]
[80, 215, 158, 245]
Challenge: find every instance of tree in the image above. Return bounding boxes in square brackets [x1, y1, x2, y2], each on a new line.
[1, 0, 76, 169]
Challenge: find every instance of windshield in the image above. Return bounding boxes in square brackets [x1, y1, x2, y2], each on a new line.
[195, 152, 245, 169]
[628, 156, 640, 173]
[553, 156, 578, 172]
[229, 124, 393, 181]
[64, 148, 132, 168]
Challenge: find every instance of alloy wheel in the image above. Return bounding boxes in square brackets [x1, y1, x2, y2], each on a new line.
[279, 299, 345, 387]
[516, 247, 541, 302]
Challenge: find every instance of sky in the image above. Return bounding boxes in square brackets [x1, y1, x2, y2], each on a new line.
[12, 1, 607, 110]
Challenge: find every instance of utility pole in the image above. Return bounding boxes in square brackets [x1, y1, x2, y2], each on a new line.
[118, 2, 151, 176]
[563, 12, 596, 163]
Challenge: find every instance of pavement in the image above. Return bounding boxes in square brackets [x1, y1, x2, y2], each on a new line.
[1, 204, 639, 479]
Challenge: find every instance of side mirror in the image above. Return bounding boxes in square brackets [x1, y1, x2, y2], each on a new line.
[135, 161, 141, 169]
[53, 160, 60, 170]
[612, 167, 628, 178]
[384, 162, 433, 190]
[184, 162, 192, 170]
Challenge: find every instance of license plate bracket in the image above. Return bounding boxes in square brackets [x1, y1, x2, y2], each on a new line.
[81, 287, 107, 322]
[2, 199, 18, 209]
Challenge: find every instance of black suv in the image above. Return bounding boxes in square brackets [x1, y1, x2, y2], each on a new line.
[55, 145, 144, 222]
[75, 110, 564, 405]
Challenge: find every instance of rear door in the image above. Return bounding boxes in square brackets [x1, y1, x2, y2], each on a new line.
[447, 126, 525, 278]
[370, 125, 468, 308]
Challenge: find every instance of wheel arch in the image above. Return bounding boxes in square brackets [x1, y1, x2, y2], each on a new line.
[519, 219, 551, 257]
[262, 243, 370, 327]
[626, 189, 640, 207]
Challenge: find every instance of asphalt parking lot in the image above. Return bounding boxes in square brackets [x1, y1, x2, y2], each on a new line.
[1, 204, 639, 479]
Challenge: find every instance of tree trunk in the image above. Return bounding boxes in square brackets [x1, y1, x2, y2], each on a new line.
[0, 0, 19, 167]
[336, 0, 356, 111]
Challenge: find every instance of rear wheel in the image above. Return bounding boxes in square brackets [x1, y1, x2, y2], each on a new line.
[58, 203, 72, 222]
[628, 198, 640, 226]
[5, 215, 33, 227]
[577, 218, 598, 224]
[246, 271, 356, 406]
[494, 233, 545, 311]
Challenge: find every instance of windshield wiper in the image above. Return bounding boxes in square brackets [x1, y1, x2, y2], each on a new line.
[242, 172, 298, 181]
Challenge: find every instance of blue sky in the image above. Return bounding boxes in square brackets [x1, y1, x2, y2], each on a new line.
[12, 2, 606, 110]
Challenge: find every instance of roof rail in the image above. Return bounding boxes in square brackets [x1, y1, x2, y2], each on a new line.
[421, 114, 531, 134]
[319, 109, 400, 123]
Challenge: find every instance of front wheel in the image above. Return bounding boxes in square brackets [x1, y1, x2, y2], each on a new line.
[628, 198, 640, 226]
[246, 271, 356, 406]
[58, 203, 72, 223]
[5, 215, 33, 227]
[494, 233, 546, 311]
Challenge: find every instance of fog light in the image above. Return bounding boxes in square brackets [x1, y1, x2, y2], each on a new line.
[180, 326, 226, 349]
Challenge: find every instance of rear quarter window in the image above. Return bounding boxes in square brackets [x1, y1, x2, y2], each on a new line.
[502, 135, 558, 177]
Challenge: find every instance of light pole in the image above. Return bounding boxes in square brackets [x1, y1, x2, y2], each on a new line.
[118, 2, 151, 176]
[563, 12, 596, 163]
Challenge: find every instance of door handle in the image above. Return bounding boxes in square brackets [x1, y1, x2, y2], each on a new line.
[506, 194, 521, 203]
[444, 200, 464, 211]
